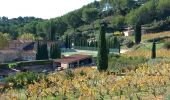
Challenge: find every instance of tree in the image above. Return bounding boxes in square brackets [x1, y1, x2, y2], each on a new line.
[0, 33, 9, 49]
[36, 42, 49, 60]
[101, 0, 137, 16]
[134, 19, 141, 44]
[151, 40, 156, 59]
[97, 22, 108, 72]
[36, 42, 41, 60]
[54, 18, 68, 37]
[56, 44, 61, 59]
[42, 43, 49, 59]
[50, 43, 61, 59]
[82, 8, 99, 29]
[112, 15, 125, 31]
[65, 12, 82, 31]
[65, 35, 70, 49]
[18, 33, 35, 41]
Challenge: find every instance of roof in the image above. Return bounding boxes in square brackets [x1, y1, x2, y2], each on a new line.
[54, 54, 92, 64]
[23, 42, 35, 51]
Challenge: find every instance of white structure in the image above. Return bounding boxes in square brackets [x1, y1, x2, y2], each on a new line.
[123, 27, 134, 36]
[102, 2, 112, 12]
[123, 26, 147, 36]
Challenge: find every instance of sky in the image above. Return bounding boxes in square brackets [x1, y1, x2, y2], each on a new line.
[0, 0, 99, 19]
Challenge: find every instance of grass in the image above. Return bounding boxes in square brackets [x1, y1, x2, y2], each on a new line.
[126, 31, 170, 42]
[142, 31, 170, 41]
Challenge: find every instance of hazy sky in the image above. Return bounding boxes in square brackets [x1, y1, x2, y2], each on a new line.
[0, 0, 99, 19]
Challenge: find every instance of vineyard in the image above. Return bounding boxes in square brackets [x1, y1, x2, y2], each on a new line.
[124, 49, 170, 58]
[1, 62, 170, 100]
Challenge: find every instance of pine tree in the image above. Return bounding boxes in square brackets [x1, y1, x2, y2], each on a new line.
[134, 19, 142, 44]
[97, 22, 108, 72]
[151, 40, 156, 59]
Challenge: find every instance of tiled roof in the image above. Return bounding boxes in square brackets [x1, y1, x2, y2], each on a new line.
[54, 54, 92, 64]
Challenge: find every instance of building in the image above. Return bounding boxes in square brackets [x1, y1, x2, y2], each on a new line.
[8, 39, 34, 50]
[0, 50, 19, 63]
[0, 40, 36, 63]
[21, 50, 36, 61]
[123, 26, 148, 36]
[123, 27, 134, 36]
[53, 54, 93, 70]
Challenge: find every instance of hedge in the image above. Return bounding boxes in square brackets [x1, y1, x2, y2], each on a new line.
[0, 60, 53, 69]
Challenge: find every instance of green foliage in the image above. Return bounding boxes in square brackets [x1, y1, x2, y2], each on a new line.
[65, 12, 82, 30]
[82, 8, 99, 28]
[120, 37, 134, 48]
[64, 69, 75, 80]
[97, 22, 108, 72]
[163, 42, 170, 50]
[36, 42, 49, 60]
[112, 15, 125, 31]
[101, 0, 137, 16]
[144, 17, 170, 33]
[126, 0, 157, 25]
[5, 72, 39, 89]
[18, 33, 35, 40]
[8, 63, 17, 68]
[79, 70, 86, 76]
[0, 0, 170, 41]
[65, 35, 71, 49]
[156, 0, 170, 19]
[50, 43, 61, 59]
[134, 19, 142, 44]
[151, 40, 156, 59]
[108, 54, 147, 74]
[0, 33, 9, 49]
[113, 31, 124, 36]
[18, 60, 53, 67]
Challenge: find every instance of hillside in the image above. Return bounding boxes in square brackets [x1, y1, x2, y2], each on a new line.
[0, 0, 170, 41]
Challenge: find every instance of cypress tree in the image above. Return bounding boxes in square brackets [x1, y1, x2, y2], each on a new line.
[50, 44, 52, 59]
[134, 19, 142, 44]
[118, 41, 121, 54]
[36, 41, 40, 60]
[151, 40, 156, 59]
[97, 22, 108, 72]
[56, 44, 61, 58]
[113, 37, 118, 49]
[65, 35, 69, 49]
[50, 43, 61, 59]
[43, 43, 49, 59]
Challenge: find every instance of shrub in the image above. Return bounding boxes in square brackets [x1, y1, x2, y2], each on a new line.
[79, 70, 86, 76]
[108, 54, 147, 74]
[122, 38, 135, 48]
[5, 72, 39, 89]
[163, 42, 170, 49]
[17, 60, 53, 68]
[113, 31, 124, 36]
[64, 69, 74, 79]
